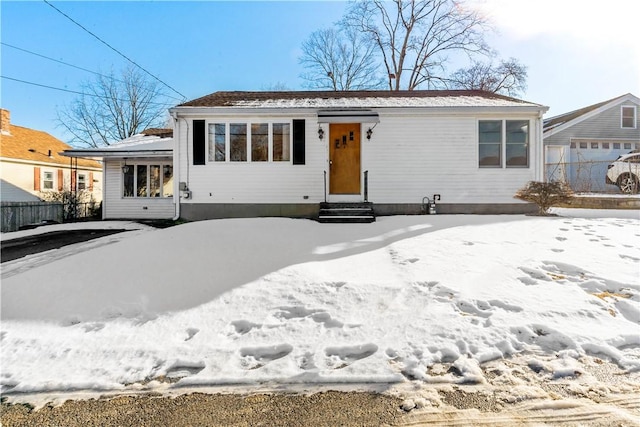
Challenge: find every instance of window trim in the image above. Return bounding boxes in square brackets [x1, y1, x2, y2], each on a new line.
[77, 173, 87, 190]
[42, 170, 55, 190]
[206, 120, 293, 164]
[621, 105, 637, 129]
[122, 161, 173, 199]
[478, 119, 530, 169]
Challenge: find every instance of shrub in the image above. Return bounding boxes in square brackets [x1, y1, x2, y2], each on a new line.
[514, 181, 573, 215]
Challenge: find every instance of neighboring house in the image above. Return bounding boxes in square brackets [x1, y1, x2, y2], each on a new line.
[164, 90, 548, 220]
[62, 129, 174, 220]
[0, 109, 103, 202]
[543, 93, 640, 192]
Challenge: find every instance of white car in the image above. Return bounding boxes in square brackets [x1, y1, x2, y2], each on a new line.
[606, 151, 640, 194]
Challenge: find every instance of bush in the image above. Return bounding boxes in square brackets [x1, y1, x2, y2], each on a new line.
[514, 181, 573, 215]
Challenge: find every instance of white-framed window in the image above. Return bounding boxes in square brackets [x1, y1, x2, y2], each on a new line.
[123, 162, 173, 198]
[478, 120, 529, 168]
[77, 173, 86, 190]
[621, 106, 636, 129]
[208, 121, 291, 163]
[42, 170, 54, 190]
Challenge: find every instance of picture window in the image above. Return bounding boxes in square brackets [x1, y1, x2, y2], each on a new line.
[123, 162, 173, 198]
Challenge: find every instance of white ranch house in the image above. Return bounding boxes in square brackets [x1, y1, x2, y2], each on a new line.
[65, 90, 548, 221]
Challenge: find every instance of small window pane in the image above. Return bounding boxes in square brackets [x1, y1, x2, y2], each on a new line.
[137, 165, 148, 197]
[591, 142, 598, 149]
[479, 144, 501, 167]
[570, 142, 576, 148]
[163, 165, 173, 197]
[251, 123, 268, 162]
[479, 120, 501, 167]
[209, 123, 226, 162]
[273, 123, 290, 161]
[479, 121, 502, 143]
[230, 124, 247, 161]
[602, 142, 610, 149]
[123, 165, 134, 197]
[150, 165, 161, 197]
[579, 142, 588, 149]
[622, 106, 636, 128]
[506, 120, 528, 167]
[43, 171, 54, 190]
[624, 143, 632, 149]
[613, 143, 621, 149]
[77, 174, 86, 190]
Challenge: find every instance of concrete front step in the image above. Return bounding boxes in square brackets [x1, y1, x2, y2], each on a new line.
[318, 202, 375, 223]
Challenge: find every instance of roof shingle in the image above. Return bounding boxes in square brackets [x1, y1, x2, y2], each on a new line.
[0, 123, 101, 169]
[178, 90, 539, 108]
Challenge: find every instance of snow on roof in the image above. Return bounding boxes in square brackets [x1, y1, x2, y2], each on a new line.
[62, 131, 174, 158]
[178, 90, 545, 109]
[106, 133, 173, 151]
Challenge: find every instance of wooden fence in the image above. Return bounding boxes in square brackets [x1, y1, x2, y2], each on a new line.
[1, 202, 64, 232]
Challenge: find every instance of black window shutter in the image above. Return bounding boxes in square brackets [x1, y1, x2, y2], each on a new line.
[193, 120, 205, 165]
[292, 119, 305, 165]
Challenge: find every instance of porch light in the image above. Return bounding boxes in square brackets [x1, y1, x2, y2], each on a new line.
[318, 126, 325, 140]
[122, 159, 130, 174]
[366, 128, 373, 140]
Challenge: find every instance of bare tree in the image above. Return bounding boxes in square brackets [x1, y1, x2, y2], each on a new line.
[57, 66, 169, 147]
[345, 0, 490, 90]
[448, 58, 527, 97]
[299, 27, 385, 90]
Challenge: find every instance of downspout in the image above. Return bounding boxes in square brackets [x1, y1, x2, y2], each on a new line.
[171, 111, 181, 221]
[536, 110, 545, 182]
[101, 160, 107, 220]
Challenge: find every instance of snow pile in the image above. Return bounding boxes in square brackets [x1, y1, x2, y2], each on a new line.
[1, 211, 639, 399]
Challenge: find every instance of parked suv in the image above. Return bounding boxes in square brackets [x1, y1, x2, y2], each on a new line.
[606, 151, 640, 194]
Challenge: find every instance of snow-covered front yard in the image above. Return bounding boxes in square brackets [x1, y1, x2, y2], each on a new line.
[1, 210, 639, 413]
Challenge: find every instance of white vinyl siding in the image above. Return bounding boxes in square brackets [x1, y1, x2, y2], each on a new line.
[177, 111, 540, 206]
[363, 114, 538, 204]
[177, 115, 323, 204]
[103, 160, 175, 219]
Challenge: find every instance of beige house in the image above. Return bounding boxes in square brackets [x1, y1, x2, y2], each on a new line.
[0, 109, 103, 202]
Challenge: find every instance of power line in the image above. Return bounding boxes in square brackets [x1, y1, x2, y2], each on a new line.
[1, 42, 184, 102]
[1, 75, 175, 107]
[42, 0, 186, 101]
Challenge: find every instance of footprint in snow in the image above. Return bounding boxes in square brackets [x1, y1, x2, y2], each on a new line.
[185, 328, 199, 341]
[555, 236, 568, 242]
[551, 248, 564, 253]
[240, 344, 293, 370]
[619, 254, 640, 262]
[165, 361, 205, 379]
[230, 320, 261, 335]
[325, 343, 378, 369]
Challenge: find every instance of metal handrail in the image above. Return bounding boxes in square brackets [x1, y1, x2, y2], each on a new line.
[323, 170, 327, 203]
[364, 170, 369, 202]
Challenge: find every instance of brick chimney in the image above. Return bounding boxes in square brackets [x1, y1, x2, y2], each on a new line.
[0, 109, 10, 134]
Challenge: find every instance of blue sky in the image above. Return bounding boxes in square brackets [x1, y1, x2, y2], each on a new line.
[1, 0, 639, 144]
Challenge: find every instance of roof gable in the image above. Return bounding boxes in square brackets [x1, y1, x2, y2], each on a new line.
[543, 93, 640, 135]
[0, 124, 101, 169]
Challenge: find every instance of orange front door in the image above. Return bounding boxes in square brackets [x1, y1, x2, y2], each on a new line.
[329, 123, 361, 194]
